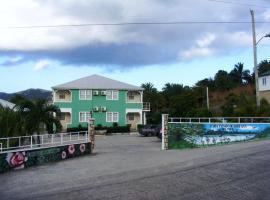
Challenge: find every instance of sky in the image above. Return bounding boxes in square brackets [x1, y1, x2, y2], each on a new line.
[0, 0, 270, 93]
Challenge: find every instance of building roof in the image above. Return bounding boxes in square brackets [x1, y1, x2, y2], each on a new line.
[259, 71, 270, 77]
[0, 99, 15, 109]
[52, 74, 144, 91]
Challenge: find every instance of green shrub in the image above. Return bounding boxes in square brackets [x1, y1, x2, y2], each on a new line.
[106, 125, 130, 133]
[67, 124, 87, 132]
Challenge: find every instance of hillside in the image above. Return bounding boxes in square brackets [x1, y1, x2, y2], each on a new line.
[0, 88, 52, 101]
[209, 85, 255, 113]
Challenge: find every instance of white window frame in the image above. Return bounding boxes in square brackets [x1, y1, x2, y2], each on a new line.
[262, 77, 267, 86]
[79, 90, 92, 100]
[79, 112, 91, 122]
[106, 90, 119, 100]
[106, 112, 119, 122]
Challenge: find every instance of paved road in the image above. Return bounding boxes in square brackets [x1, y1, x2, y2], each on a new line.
[1, 135, 270, 200]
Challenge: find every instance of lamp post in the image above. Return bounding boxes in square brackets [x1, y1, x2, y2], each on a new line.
[250, 10, 270, 107]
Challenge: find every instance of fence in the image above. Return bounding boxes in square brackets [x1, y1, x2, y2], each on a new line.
[0, 131, 89, 153]
[162, 115, 270, 150]
[169, 117, 270, 124]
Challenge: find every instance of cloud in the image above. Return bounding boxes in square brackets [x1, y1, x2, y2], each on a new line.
[34, 60, 51, 71]
[0, 0, 269, 68]
[179, 33, 216, 60]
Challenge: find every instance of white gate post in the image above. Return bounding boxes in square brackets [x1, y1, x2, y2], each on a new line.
[162, 114, 169, 150]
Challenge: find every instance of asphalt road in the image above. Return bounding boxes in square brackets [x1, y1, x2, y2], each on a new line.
[1, 135, 270, 200]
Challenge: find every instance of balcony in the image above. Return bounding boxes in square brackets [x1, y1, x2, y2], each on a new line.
[143, 102, 150, 111]
[54, 90, 72, 102]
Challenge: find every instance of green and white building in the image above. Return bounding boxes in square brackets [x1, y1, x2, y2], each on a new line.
[52, 75, 150, 130]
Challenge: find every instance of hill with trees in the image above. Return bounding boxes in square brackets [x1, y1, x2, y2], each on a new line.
[143, 60, 270, 123]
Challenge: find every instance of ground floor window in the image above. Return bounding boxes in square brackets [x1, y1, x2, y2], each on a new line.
[79, 112, 91, 122]
[106, 112, 119, 122]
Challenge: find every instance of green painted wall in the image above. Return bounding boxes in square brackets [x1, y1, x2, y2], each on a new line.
[54, 90, 143, 128]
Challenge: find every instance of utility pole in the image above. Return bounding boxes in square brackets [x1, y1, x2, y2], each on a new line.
[250, 10, 260, 107]
[206, 87, 209, 110]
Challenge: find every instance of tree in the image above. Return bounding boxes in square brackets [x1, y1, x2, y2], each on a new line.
[229, 63, 252, 85]
[0, 105, 25, 137]
[214, 70, 234, 91]
[258, 60, 270, 76]
[15, 98, 62, 135]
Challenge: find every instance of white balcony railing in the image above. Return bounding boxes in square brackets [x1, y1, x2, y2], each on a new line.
[143, 102, 150, 111]
[0, 131, 89, 153]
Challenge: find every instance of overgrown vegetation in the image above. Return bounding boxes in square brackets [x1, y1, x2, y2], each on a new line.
[0, 95, 62, 138]
[143, 60, 270, 124]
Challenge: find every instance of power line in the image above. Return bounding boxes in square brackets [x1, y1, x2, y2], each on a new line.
[207, 0, 270, 9]
[0, 21, 270, 29]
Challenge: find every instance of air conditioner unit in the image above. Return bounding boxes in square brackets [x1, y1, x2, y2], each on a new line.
[93, 90, 99, 96]
[101, 106, 107, 112]
[93, 107, 99, 112]
[100, 90, 107, 96]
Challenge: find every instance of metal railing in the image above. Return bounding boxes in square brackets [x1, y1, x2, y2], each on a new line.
[0, 131, 89, 153]
[143, 102, 150, 111]
[169, 117, 270, 124]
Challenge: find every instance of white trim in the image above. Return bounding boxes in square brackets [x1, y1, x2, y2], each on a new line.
[53, 90, 72, 103]
[79, 111, 91, 122]
[60, 108, 72, 113]
[126, 90, 143, 103]
[106, 90, 119, 101]
[126, 109, 142, 124]
[79, 89, 92, 100]
[106, 112, 119, 122]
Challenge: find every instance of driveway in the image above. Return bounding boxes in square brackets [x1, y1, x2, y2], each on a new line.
[1, 135, 270, 200]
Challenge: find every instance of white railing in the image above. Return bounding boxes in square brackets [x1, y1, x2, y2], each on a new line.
[169, 117, 270, 124]
[143, 102, 150, 111]
[0, 131, 88, 153]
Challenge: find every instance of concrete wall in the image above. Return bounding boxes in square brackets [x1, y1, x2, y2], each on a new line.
[259, 91, 270, 103]
[0, 142, 91, 173]
[168, 123, 270, 149]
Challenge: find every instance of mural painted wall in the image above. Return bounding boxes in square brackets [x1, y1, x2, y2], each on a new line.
[168, 123, 270, 148]
[0, 142, 91, 173]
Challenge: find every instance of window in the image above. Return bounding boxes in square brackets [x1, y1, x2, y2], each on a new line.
[79, 112, 91, 122]
[79, 90, 92, 100]
[106, 90, 119, 100]
[106, 112, 119, 122]
[128, 113, 135, 121]
[262, 77, 267, 86]
[58, 113, 65, 121]
[59, 91, 65, 99]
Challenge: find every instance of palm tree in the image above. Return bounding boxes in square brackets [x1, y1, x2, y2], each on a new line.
[230, 63, 252, 85]
[16, 98, 62, 136]
[0, 105, 25, 138]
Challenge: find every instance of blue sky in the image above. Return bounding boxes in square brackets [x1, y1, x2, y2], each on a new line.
[0, 0, 270, 93]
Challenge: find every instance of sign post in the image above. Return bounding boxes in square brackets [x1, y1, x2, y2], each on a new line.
[162, 114, 169, 150]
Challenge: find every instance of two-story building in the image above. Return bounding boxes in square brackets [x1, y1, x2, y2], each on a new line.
[52, 75, 150, 130]
[259, 71, 270, 103]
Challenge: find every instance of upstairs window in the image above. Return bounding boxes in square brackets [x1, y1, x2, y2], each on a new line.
[262, 77, 267, 86]
[79, 90, 92, 100]
[106, 90, 119, 100]
[59, 91, 66, 99]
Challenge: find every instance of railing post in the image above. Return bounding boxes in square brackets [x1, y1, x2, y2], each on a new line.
[51, 134, 54, 144]
[238, 117, 240, 123]
[19, 137, 21, 147]
[41, 135, 44, 146]
[60, 133, 63, 145]
[30, 136, 33, 149]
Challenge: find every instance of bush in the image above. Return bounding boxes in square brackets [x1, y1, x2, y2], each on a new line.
[67, 124, 87, 132]
[106, 125, 130, 134]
